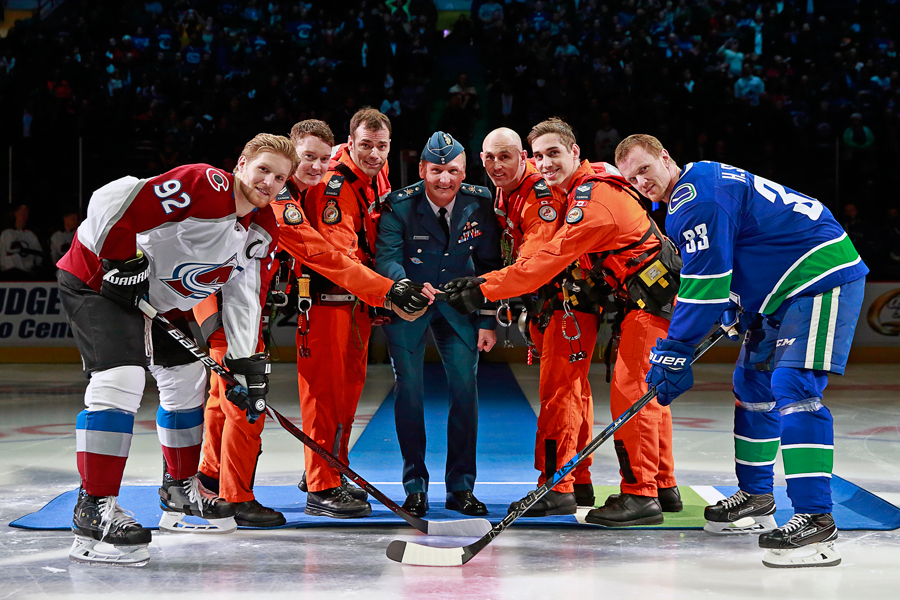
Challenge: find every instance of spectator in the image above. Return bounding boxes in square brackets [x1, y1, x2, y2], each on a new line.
[0, 205, 45, 280]
[50, 211, 81, 265]
[593, 112, 622, 163]
[734, 64, 766, 106]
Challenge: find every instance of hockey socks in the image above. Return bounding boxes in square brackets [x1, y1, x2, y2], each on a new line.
[76, 409, 134, 497]
[156, 405, 203, 479]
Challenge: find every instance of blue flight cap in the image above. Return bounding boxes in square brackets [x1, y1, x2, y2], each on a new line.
[421, 131, 464, 165]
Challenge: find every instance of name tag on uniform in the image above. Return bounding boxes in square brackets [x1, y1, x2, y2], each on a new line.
[413, 235, 430, 240]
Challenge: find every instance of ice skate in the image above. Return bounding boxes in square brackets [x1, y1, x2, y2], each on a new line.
[759, 513, 841, 568]
[159, 473, 237, 533]
[703, 490, 776, 534]
[69, 487, 152, 567]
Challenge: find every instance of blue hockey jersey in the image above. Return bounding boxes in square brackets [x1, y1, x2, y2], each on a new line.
[665, 161, 868, 346]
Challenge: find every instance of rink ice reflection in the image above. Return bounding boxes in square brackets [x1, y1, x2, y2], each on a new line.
[0, 363, 898, 599]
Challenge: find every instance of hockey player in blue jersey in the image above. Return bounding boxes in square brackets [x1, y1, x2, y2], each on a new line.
[616, 134, 868, 569]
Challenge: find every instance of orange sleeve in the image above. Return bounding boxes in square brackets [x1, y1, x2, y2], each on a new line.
[516, 189, 565, 260]
[274, 203, 392, 307]
[481, 192, 621, 302]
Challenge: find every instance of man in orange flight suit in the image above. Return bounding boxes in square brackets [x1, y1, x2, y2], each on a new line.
[194, 119, 429, 526]
[481, 127, 600, 515]
[298, 108, 396, 518]
[448, 118, 684, 525]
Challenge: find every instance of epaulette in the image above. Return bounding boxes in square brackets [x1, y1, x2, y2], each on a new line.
[532, 178, 553, 199]
[323, 174, 345, 197]
[275, 178, 299, 202]
[387, 182, 423, 204]
[459, 183, 492, 199]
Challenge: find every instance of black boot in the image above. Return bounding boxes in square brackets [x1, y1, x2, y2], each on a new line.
[299, 472, 367, 501]
[658, 486, 683, 512]
[508, 490, 576, 517]
[233, 499, 287, 527]
[574, 483, 596, 507]
[585, 493, 663, 526]
[402, 492, 429, 517]
[305, 486, 372, 518]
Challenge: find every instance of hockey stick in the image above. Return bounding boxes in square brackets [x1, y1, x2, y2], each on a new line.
[139, 299, 492, 538]
[386, 328, 726, 566]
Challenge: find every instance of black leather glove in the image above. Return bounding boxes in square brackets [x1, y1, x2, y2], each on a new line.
[100, 252, 150, 310]
[387, 278, 430, 314]
[444, 277, 486, 315]
[224, 353, 270, 423]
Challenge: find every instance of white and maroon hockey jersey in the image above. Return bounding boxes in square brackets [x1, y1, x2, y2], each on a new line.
[57, 163, 279, 357]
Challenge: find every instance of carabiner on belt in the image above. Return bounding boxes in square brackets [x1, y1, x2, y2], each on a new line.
[561, 299, 581, 341]
[496, 298, 513, 328]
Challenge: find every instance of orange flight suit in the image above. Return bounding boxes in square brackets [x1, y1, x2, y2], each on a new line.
[196, 178, 393, 503]
[496, 161, 597, 493]
[299, 149, 390, 493]
[481, 160, 676, 498]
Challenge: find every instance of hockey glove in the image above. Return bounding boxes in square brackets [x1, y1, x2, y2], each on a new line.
[444, 277, 487, 315]
[387, 279, 430, 314]
[716, 300, 747, 341]
[647, 338, 695, 406]
[224, 353, 270, 423]
[100, 251, 150, 310]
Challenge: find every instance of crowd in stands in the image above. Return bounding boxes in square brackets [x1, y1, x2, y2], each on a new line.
[0, 0, 899, 279]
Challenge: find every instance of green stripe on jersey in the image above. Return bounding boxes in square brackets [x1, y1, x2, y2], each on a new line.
[734, 436, 780, 464]
[811, 288, 836, 370]
[677, 272, 732, 303]
[782, 445, 834, 476]
[759, 234, 860, 314]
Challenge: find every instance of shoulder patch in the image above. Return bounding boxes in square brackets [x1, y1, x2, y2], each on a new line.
[324, 174, 345, 197]
[322, 199, 341, 225]
[533, 179, 553, 199]
[574, 182, 593, 201]
[387, 183, 422, 203]
[565, 206, 584, 225]
[205, 167, 230, 192]
[283, 202, 303, 225]
[538, 205, 558, 222]
[276, 185, 292, 202]
[668, 183, 697, 215]
[460, 184, 492, 199]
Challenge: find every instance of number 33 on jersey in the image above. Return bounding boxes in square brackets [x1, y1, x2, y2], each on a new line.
[666, 161, 866, 321]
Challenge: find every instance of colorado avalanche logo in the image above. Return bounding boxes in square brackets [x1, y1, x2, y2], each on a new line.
[161, 254, 242, 299]
[206, 168, 230, 192]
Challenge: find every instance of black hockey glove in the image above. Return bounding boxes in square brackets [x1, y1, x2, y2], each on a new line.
[387, 278, 430, 314]
[224, 353, 270, 423]
[444, 277, 486, 315]
[100, 252, 150, 310]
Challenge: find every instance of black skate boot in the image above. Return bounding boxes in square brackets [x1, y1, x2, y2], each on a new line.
[305, 486, 372, 518]
[759, 513, 840, 568]
[508, 490, 577, 517]
[585, 493, 664, 526]
[233, 499, 287, 528]
[704, 490, 776, 534]
[299, 472, 368, 501]
[159, 470, 237, 533]
[574, 484, 596, 507]
[69, 486, 152, 566]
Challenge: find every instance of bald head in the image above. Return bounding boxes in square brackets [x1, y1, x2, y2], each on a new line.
[481, 128, 528, 193]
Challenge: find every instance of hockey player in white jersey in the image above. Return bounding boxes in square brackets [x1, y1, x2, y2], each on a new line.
[616, 134, 868, 568]
[56, 133, 299, 566]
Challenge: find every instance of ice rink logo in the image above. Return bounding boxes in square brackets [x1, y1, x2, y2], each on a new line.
[161, 255, 240, 299]
[867, 288, 900, 336]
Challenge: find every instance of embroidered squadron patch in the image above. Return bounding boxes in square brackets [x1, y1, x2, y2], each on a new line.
[283, 203, 303, 225]
[539, 205, 558, 222]
[410, 257, 423, 265]
[565, 206, 584, 224]
[322, 199, 341, 224]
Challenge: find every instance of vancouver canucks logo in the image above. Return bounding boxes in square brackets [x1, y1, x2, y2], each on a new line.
[668, 183, 697, 214]
[161, 254, 241, 299]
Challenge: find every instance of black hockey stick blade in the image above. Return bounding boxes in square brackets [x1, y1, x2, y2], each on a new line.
[139, 299, 490, 538]
[385, 328, 726, 566]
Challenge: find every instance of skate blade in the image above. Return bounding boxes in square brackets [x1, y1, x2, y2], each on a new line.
[704, 515, 776, 535]
[159, 512, 237, 534]
[762, 542, 842, 568]
[69, 537, 150, 567]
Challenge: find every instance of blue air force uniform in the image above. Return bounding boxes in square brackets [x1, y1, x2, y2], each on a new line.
[375, 134, 501, 497]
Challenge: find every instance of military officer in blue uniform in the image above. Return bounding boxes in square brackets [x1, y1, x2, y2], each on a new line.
[375, 132, 502, 517]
